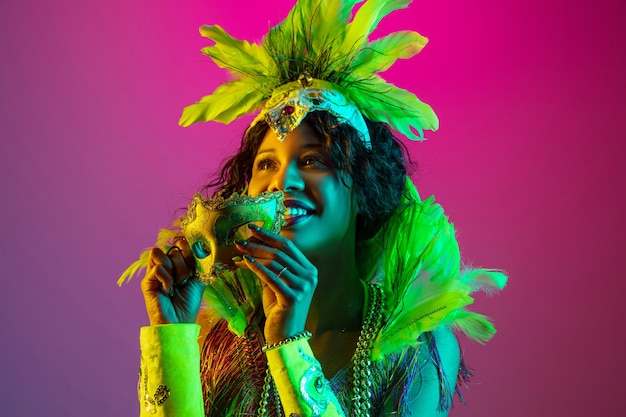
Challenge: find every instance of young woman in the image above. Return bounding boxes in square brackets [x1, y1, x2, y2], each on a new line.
[122, 1, 506, 415]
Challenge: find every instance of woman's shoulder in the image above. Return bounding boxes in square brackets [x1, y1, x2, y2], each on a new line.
[429, 326, 460, 360]
[426, 326, 461, 388]
[408, 327, 461, 415]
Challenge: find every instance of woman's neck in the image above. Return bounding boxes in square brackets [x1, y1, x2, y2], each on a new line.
[305, 247, 364, 334]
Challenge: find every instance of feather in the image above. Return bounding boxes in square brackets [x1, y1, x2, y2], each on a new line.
[448, 310, 497, 344]
[117, 228, 181, 285]
[306, 0, 354, 64]
[180, 0, 440, 143]
[368, 179, 506, 358]
[345, 75, 439, 139]
[201, 269, 262, 337]
[199, 25, 273, 76]
[459, 268, 508, 294]
[373, 283, 473, 359]
[341, 0, 412, 55]
[352, 30, 428, 75]
[117, 249, 150, 286]
[200, 319, 268, 416]
[380, 190, 459, 310]
[179, 79, 265, 126]
[202, 279, 248, 337]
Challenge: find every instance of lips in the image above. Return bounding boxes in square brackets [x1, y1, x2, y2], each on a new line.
[283, 199, 315, 226]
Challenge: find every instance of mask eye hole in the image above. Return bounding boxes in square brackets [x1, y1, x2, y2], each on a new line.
[191, 241, 211, 259]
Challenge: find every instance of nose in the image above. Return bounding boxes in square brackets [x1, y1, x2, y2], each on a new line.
[269, 160, 305, 192]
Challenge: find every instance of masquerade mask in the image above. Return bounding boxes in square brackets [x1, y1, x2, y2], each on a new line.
[179, 191, 286, 284]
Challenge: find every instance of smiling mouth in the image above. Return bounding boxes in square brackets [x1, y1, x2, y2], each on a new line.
[283, 206, 314, 226]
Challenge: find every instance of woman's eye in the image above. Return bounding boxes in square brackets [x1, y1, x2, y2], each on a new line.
[302, 154, 328, 167]
[191, 241, 211, 259]
[256, 159, 275, 171]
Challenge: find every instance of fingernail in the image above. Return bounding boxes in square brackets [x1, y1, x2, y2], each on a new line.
[231, 256, 242, 262]
[235, 239, 247, 246]
[248, 223, 260, 231]
[243, 254, 255, 263]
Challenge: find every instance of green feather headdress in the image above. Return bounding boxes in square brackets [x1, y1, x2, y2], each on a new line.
[179, 0, 438, 142]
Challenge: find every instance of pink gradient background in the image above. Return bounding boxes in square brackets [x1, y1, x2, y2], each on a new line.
[1, 0, 625, 415]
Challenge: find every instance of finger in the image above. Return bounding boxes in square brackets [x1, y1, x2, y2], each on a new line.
[173, 238, 196, 272]
[156, 264, 176, 296]
[148, 247, 174, 273]
[142, 264, 175, 297]
[167, 246, 193, 285]
[235, 239, 300, 273]
[147, 248, 175, 293]
[234, 238, 317, 294]
[263, 260, 293, 282]
[246, 223, 310, 265]
[267, 259, 317, 294]
[232, 258, 269, 290]
[274, 263, 289, 280]
[242, 254, 294, 303]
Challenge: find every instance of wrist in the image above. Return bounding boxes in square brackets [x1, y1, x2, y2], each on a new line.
[264, 336, 345, 416]
[148, 311, 175, 326]
[262, 330, 312, 352]
[264, 323, 308, 345]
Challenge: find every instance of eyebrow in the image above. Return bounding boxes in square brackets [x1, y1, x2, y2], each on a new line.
[255, 143, 323, 157]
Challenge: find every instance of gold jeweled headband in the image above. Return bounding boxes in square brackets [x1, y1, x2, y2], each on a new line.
[249, 78, 371, 147]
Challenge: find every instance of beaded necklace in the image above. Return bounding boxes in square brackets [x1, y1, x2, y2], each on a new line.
[258, 282, 384, 416]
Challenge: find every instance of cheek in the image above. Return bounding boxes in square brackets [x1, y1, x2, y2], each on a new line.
[247, 175, 266, 196]
[322, 178, 356, 216]
[339, 180, 358, 220]
[342, 177, 358, 218]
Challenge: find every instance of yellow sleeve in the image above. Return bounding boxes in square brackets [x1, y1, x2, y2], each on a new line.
[265, 339, 345, 416]
[138, 324, 204, 417]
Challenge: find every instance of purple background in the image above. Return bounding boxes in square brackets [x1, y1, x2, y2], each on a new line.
[1, 0, 625, 416]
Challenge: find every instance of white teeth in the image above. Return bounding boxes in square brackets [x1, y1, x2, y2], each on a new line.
[285, 207, 309, 218]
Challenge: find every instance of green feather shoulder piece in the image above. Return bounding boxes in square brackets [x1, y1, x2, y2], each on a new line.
[366, 179, 507, 360]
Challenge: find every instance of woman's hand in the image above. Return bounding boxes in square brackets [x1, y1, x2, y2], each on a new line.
[140, 239, 206, 325]
[235, 224, 318, 344]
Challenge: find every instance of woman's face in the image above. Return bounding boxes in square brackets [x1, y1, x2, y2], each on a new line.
[247, 123, 358, 255]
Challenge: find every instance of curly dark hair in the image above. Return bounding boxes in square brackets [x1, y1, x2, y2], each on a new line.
[202, 111, 414, 240]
